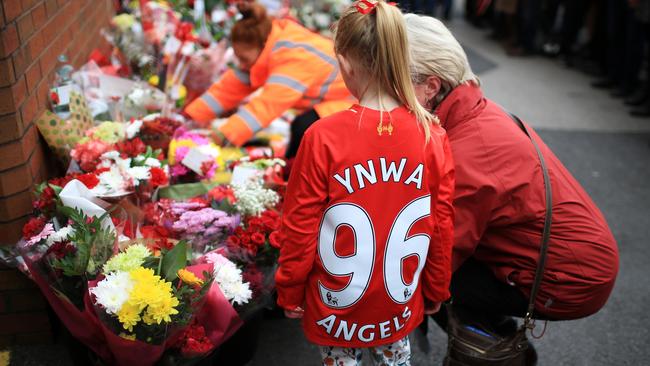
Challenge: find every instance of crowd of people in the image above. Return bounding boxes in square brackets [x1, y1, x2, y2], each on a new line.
[461, 0, 650, 117]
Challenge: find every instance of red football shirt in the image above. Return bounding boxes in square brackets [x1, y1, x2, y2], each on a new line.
[276, 105, 454, 347]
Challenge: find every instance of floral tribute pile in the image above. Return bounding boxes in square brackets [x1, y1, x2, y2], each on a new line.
[0, 1, 346, 365]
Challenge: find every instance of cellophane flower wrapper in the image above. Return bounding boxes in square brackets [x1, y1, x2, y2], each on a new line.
[89, 238, 216, 365]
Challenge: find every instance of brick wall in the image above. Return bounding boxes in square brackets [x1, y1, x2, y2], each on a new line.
[0, 0, 114, 347]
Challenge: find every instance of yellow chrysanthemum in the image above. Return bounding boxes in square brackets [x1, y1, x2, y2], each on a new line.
[117, 302, 141, 332]
[148, 75, 160, 87]
[177, 268, 204, 286]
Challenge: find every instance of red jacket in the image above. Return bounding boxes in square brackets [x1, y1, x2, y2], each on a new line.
[437, 83, 619, 319]
[275, 105, 454, 347]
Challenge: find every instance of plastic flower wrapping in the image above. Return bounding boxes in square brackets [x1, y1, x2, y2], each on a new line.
[90, 241, 214, 345]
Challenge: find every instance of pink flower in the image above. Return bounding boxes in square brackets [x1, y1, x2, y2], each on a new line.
[26, 223, 54, 246]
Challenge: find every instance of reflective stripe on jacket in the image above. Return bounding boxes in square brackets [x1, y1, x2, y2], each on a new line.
[185, 19, 354, 146]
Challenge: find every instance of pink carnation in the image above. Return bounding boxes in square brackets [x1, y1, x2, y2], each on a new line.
[71, 140, 112, 172]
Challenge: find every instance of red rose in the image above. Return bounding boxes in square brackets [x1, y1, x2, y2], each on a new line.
[269, 231, 282, 249]
[240, 234, 251, 245]
[227, 235, 241, 247]
[247, 217, 264, 232]
[234, 227, 245, 237]
[149, 167, 169, 188]
[77, 173, 99, 189]
[23, 216, 47, 240]
[251, 232, 266, 246]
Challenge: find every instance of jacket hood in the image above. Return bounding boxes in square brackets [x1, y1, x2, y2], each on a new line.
[435, 82, 487, 131]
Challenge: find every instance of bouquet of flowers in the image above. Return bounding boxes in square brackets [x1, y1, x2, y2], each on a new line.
[20, 206, 116, 309]
[138, 113, 184, 151]
[168, 128, 226, 183]
[171, 201, 240, 257]
[90, 240, 214, 364]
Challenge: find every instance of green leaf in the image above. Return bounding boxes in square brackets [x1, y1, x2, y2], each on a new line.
[160, 241, 188, 281]
[157, 182, 220, 200]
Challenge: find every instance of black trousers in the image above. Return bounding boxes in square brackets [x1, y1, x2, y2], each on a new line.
[285, 109, 320, 159]
[431, 257, 532, 335]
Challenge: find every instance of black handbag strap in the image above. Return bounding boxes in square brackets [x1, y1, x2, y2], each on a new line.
[508, 113, 553, 329]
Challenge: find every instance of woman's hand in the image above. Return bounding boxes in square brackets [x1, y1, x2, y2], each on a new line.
[284, 306, 305, 319]
[424, 301, 443, 315]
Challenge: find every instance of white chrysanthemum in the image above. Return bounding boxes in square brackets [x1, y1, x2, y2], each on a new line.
[90, 271, 133, 314]
[94, 166, 127, 195]
[101, 151, 121, 161]
[144, 157, 161, 167]
[230, 281, 253, 305]
[127, 166, 151, 182]
[46, 226, 75, 245]
[125, 119, 143, 139]
[232, 180, 279, 216]
[207, 254, 252, 305]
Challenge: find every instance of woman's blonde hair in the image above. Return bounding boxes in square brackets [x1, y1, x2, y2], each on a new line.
[334, 1, 435, 140]
[404, 13, 480, 106]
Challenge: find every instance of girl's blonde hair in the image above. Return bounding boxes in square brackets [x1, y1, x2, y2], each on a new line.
[334, 1, 435, 140]
[404, 14, 480, 106]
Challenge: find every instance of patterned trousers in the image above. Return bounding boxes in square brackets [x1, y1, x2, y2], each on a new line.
[319, 336, 411, 366]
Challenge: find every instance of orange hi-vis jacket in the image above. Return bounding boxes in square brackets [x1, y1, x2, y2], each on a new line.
[184, 19, 354, 146]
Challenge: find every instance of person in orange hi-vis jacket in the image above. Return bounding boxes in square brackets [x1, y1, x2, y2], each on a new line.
[184, 3, 354, 158]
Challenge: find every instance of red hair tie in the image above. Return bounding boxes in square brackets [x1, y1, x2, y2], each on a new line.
[354, 0, 397, 15]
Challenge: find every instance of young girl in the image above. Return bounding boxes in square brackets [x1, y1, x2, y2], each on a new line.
[275, 1, 454, 364]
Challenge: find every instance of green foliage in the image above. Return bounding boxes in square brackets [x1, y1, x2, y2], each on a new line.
[51, 207, 116, 277]
[160, 240, 189, 281]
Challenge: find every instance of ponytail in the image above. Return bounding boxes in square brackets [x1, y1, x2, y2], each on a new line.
[232, 3, 273, 49]
[335, 1, 434, 141]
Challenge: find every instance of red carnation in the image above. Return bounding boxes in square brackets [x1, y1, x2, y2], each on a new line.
[23, 216, 47, 240]
[227, 235, 241, 247]
[77, 173, 99, 189]
[269, 231, 282, 249]
[33, 186, 56, 212]
[115, 137, 146, 158]
[149, 167, 169, 188]
[251, 232, 266, 246]
[207, 186, 236, 204]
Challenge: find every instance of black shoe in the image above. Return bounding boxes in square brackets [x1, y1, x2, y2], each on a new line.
[591, 79, 616, 89]
[624, 86, 649, 106]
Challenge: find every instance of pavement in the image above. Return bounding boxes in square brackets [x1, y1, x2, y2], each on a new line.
[6, 15, 650, 366]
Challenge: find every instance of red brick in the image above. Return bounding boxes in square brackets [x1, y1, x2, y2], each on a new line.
[0, 113, 23, 144]
[0, 58, 16, 87]
[35, 77, 51, 110]
[16, 12, 35, 43]
[0, 140, 25, 171]
[0, 217, 29, 244]
[28, 141, 47, 183]
[39, 46, 58, 76]
[20, 123, 39, 159]
[24, 61, 41, 94]
[0, 23, 20, 58]
[0, 312, 50, 334]
[21, 0, 39, 11]
[26, 31, 44, 61]
[0, 190, 33, 221]
[0, 268, 35, 291]
[0, 164, 33, 196]
[30, 3, 47, 29]
[2, 0, 22, 23]
[20, 94, 40, 128]
[44, 0, 57, 17]
[11, 46, 32, 78]
[0, 2, 5, 28]
[0, 77, 26, 115]
[56, 0, 67, 8]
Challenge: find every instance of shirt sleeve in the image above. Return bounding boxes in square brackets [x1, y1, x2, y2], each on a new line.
[421, 134, 455, 303]
[184, 68, 256, 126]
[275, 128, 329, 310]
[217, 60, 322, 146]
